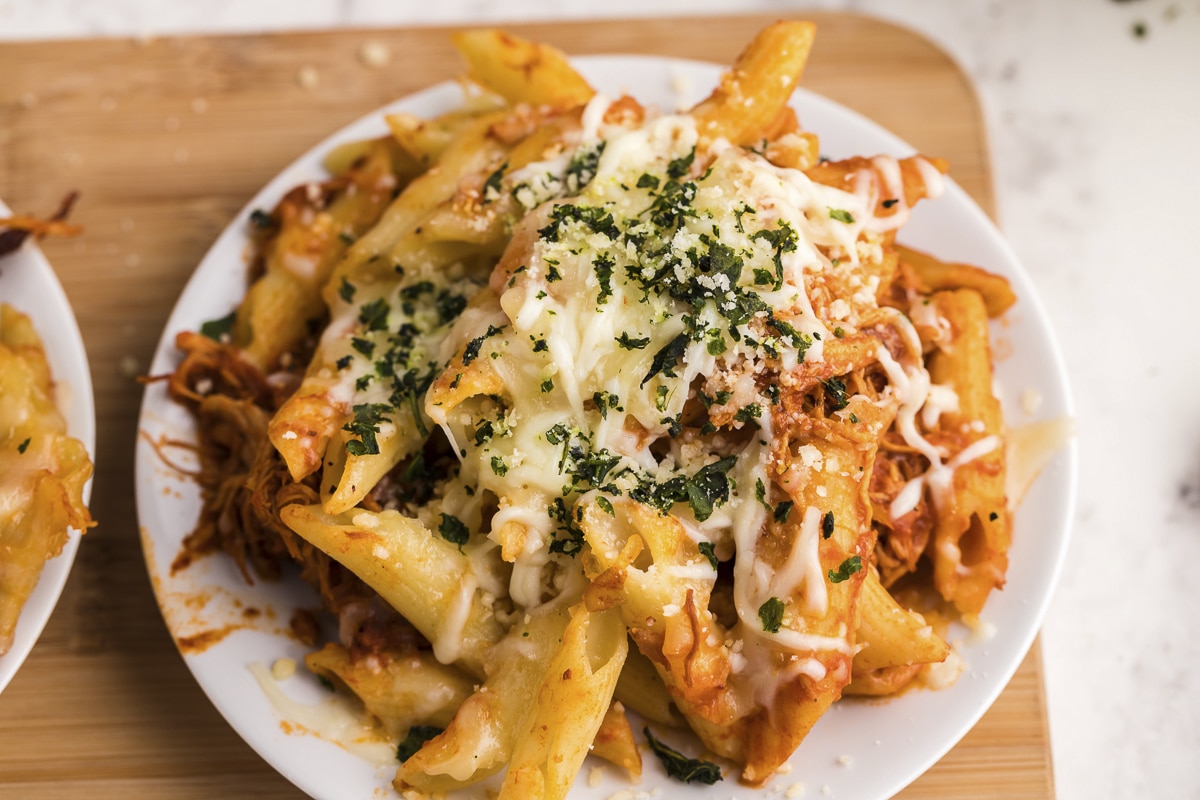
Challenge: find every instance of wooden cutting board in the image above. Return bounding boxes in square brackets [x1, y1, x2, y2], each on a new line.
[0, 13, 1053, 799]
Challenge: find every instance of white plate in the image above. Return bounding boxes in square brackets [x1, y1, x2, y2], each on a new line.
[134, 56, 1077, 800]
[0, 198, 96, 694]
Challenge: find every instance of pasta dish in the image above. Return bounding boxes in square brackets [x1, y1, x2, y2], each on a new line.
[164, 21, 1024, 797]
[0, 302, 94, 656]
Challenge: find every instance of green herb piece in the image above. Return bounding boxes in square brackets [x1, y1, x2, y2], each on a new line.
[438, 514, 470, 549]
[338, 277, 356, 302]
[596, 496, 615, 516]
[17, 438, 31, 454]
[435, 289, 467, 324]
[544, 423, 570, 445]
[641, 333, 689, 387]
[616, 332, 650, 350]
[828, 208, 855, 224]
[248, 208, 276, 230]
[463, 324, 504, 366]
[344, 403, 391, 456]
[666, 147, 696, 179]
[538, 203, 620, 242]
[396, 725, 444, 763]
[758, 597, 785, 633]
[593, 253, 615, 304]
[655, 384, 669, 412]
[482, 161, 508, 201]
[822, 511, 835, 539]
[199, 311, 237, 342]
[822, 377, 849, 411]
[490, 456, 508, 476]
[565, 143, 605, 191]
[774, 500, 794, 524]
[828, 555, 863, 583]
[754, 478, 771, 509]
[541, 377, 555, 393]
[683, 455, 738, 522]
[592, 390, 623, 418]
[698, 541, 718, 570]
[637, 173, 660, 191]
[358, 297, 390, 331]
[643, 727, 722, 785]
[752, 221, 798, 290]
[882, 198, 899, 209]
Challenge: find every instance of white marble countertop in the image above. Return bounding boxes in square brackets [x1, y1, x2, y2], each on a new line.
[3, 2, 1198, 799]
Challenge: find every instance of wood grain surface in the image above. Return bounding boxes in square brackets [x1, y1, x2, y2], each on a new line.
[0, 12, 1051, 798]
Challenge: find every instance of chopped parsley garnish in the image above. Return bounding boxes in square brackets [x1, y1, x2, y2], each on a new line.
[666, 147, 696, 179]
[616, 332, 650, 350]
[351, 337, 375, 358]
[463, 324, 504, 366]
[544, 423, 570, 445]
[199, 311, 237, 342]
[828, 208, 855, 224]
[16, 437, 31, 454]
[754, 478, 771, 509]
[645, 179, 697, 229]
[828, 555, 863, 583]
[698, 541, 718, 570]
[596, 496, 615, 516]
[644, 727, 722, 785]
[541, 377, 555, 393]
[849, 412, 860, 423]
[474, 420, 495, 446]
[752, 220, 798, 290]
[882, 198, 899, 209]
[435, 289, 467, 324]
[592, 390, 623, 418]
[482, 161, 508, 202]
[539, 203, 620, 242]
[594, 253, 616, 304]
[641, 333, 688, 386]
[734, 404, 762, 425]
[358, 297, 390, 331]
[822, 511, 835, 539]
[335, 354, 352, 370]
[344, 403, 391, 456]
[338, 277, 356, 302]
[758, 597, 785, 633]
[490, 456, 508, 476]
[532, 337, 549, 353]
[654, 384, 669, 412]
[733, 202, 756, 233]
[248, 208, 276, 230]
[396, 725, 443, 763]
[438, 514, 470, 549]
[636, 173, 660, 190]
[774, 500, 794, 524]
[565, 142, 605, 191]
[822, 377, 849, 411]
